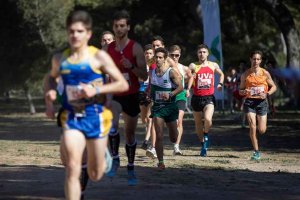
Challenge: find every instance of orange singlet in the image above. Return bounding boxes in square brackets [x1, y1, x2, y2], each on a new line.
[245, 68, 268, 99]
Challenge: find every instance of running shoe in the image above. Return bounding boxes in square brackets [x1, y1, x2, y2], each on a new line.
[200, 147, 207, 157]
[104, 148, 113, 174]
[251, 151, 261, 160]
[106, 157, 120, 178]
[157, 162, 165, 170]
[127, 168, 137, 186]
[200, 135, 209, 157]
[203, 134, 209, 149]
[146, 147, 157, 159]
[173, 145, 183, 156]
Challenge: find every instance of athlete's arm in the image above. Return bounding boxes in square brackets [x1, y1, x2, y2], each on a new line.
[214, 63, 224, 92]
[184, 66, 193, 97]
[131, 42, 148, 81]
[265, 70, 277, 96]
[169, 69, 183, 99]
[187, 63, 195, 92]
[239, 72, 248, 96]
[81, 50, 129, 97]
[44, 54, 60, 119]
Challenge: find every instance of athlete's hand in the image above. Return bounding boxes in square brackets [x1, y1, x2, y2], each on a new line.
[161, 93, 171, 101]
[217, 84, 222, 91]
[186, 89, 190, 98]
[259, 92, 268, 99]
[45, 90, 57, 102]
[79, 83, 96, 98]
[240, 89, 250, 96]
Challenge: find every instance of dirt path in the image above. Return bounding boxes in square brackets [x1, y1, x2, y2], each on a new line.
[0, 104, 300, 200]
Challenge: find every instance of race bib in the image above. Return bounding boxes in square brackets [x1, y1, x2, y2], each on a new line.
[155, 91, 170, 103]
[249, 86, 264, 96]
[197, 78, 211, 89]
[66, 85, 82, 102]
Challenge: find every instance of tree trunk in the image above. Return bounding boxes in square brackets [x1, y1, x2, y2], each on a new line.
[4, 91, 11, 103]
[24, 86, 36, 114]
[257, 0, 300, 69]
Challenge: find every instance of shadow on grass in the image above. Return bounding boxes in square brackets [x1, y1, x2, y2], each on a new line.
[0, 164, 299, 200]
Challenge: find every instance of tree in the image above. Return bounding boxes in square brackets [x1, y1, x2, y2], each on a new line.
[257, 0, 300, 69]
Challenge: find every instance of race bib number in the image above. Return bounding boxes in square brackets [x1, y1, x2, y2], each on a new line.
[249, 86, 264, 96]
[122, 73, 131, 86]
[66, 85, 82, 102]
[155, 91, 170, 103]
[197, 78, 211, 89]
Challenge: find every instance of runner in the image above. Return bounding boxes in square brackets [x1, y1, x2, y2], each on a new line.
[150, 47, 183, 169]
[140, 44, 156, 159]
[103, 10, 148, 186]
[169, 45, 193, 155]
[44, 10, 129, 199]
[239, 50, 277, 160]
[145, 35, 181, 158]
[100, 31, 114, 48]
[187, 44, 224, 157]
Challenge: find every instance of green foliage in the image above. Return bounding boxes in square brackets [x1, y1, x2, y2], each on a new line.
[0, 0, 74, 93]
[18, 0, 74, 50]
[0, 0, 299, 95]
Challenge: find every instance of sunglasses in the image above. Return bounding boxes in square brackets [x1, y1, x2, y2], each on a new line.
[170, 53, 180, 58]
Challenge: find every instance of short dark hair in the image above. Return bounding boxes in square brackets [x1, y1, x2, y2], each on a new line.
[66, 10, 92, 30]
[152, 35, 164, 45]
[113, 10, 130, 25]
[155, 47, 168, 58]
[144, 44, 153, 51]
[197, 44, 209, 51]
[250, 50, 263, 58]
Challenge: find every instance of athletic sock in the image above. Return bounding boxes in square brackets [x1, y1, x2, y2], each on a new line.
[109, 131, 120, 158]
[125, 141, 137, 166]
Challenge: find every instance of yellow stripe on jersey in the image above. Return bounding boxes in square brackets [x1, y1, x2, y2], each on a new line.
[60, 110, 68, 129]
[99, 107, 113, 137]
[89, 46, 102, 74]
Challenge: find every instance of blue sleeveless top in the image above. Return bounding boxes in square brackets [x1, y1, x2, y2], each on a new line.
[59, 46, 106, 116]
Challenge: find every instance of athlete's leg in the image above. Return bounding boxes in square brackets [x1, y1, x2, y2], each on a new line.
[246, 112, 258, 151]
[60, 135, 67, 166]
[166, 121, 178, 144]
[123, 112, 138, 165]
[109, 100, 122, 158]
[141, 104, 153, 149]
[176, 110, 184, 145]
[150, 120, 156, 147]
[203, 104, 214, 134]
[153, 117, 165, 163]
[139, 104, 148, 124]
[80, 149, 89, 196]
[257, 115, 267, 134]
[192, 111, 204, 142]
[60, 130, 86, 200]
[86, 136, 108, 181]
[123, 112, 138, 146]
[123, 112, 139, 185]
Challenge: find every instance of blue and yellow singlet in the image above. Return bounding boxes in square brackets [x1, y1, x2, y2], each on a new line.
[59, 46, 106, 116]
